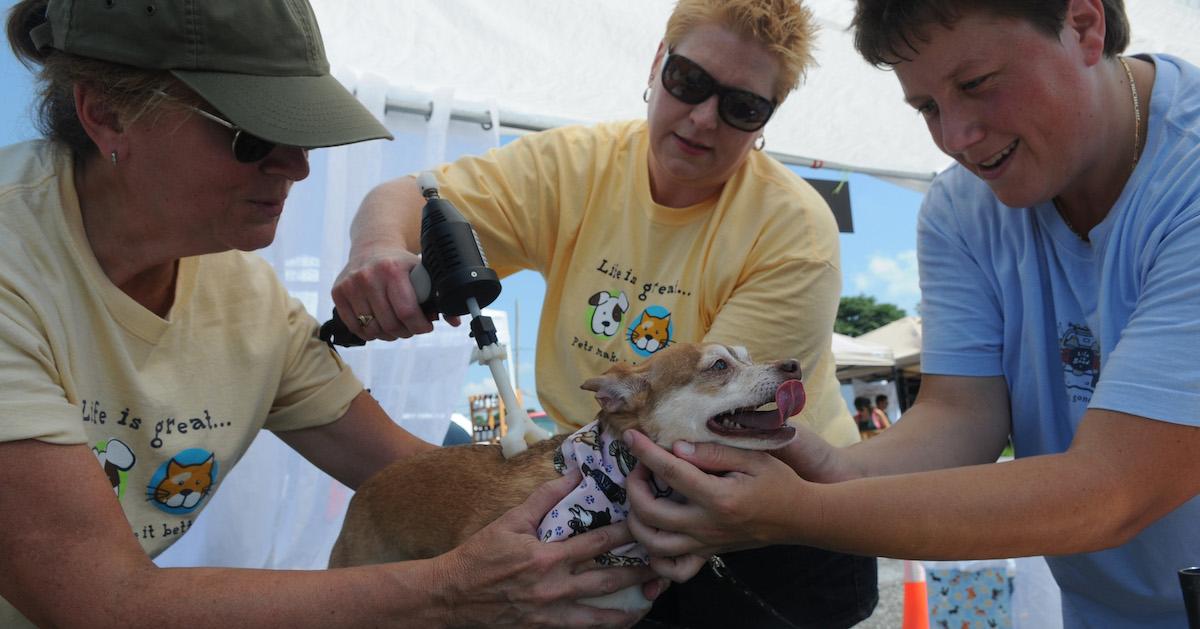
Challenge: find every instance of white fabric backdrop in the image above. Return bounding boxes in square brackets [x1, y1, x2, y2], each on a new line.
[156, 80, 505, 569]
[310, 0, 1200, 185]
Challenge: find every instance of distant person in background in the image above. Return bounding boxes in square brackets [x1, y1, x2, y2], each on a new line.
[622, 0, 1200, 626]
[0, 1, 653, 627]
[331, 0, 876, 626]
[853, 395, 887, 440]
[853, 396, 875, 432]
[873, 394, 893, 427]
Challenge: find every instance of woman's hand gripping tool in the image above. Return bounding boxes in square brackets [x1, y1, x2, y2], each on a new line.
[319, 173, 549, 456]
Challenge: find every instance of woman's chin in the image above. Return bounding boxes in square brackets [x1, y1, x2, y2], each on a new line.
[984, 181, 1049, 210]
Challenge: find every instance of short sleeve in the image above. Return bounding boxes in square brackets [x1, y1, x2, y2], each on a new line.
[917, 176, 1006, 377]
[264, 294, 364, 432]
[1091, 208, 1200, 423]
[0, 285, 84, 444]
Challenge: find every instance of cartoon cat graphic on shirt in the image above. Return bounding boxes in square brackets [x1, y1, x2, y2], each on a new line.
[148, 455, 214, 509]
[630, 311, 671, 353]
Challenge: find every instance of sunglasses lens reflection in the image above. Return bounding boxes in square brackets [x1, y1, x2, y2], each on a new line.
[664, 56, 714, 104]
[233, 131, 277, 163]
[720, 92, 772, 131]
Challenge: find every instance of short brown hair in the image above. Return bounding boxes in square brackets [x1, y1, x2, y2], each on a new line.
[6, 0, 179, 158]
[852, 0, 1130, 67]
[663, 0, 817, 102]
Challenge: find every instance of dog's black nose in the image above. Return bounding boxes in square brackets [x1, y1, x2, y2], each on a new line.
[777, 359, 801, 375]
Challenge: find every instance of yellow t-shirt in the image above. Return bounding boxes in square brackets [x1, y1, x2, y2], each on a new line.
[0, 141, 362, 626]
[436, 121, 857, 446]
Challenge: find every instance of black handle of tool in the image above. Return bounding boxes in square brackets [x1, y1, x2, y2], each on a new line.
[319, 307, 367, 347]
[318, 173, 500, 348]
[318, 265, 433, 347]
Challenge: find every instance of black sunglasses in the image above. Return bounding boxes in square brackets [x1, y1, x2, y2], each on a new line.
[660, 52, 776, 132]
[154, 90, 277, 163]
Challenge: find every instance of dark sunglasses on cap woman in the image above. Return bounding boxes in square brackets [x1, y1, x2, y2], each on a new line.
[153, 90, 279, 163]
[660, 51, 777, 132]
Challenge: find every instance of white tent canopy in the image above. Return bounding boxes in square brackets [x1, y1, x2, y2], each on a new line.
[311, 0, 1200, 188]
[859, 316, 922, 371]
[832, 332, 895, 381]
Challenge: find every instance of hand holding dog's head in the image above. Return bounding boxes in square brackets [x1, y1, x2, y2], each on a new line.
[580, 343, 805, 451]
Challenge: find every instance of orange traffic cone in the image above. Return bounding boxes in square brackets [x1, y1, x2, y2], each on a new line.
[902, 560, 931, 629]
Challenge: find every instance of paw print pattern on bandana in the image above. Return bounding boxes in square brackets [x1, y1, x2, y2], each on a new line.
[536, 420, 648, 566]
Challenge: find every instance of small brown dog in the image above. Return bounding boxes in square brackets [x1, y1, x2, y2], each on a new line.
[328, 342, 806, 608]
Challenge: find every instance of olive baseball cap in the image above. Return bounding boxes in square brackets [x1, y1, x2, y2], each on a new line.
[29, 0, 393, 148]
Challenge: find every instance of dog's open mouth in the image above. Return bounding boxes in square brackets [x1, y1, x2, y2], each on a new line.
[706, 380, 806, 442]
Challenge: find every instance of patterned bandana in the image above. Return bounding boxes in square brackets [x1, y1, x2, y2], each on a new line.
[536, 420, 673, 566]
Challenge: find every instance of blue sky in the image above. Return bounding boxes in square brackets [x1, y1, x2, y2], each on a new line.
[0, 2, 36, 146]
[0, 4, 924, 411]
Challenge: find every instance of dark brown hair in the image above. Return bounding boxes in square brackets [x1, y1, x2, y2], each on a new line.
[6, 0, 178, 157]
[852, 0, 1130, 67]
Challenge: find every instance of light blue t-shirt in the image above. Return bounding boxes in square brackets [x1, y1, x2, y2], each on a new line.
[918, 54, 1200, 628]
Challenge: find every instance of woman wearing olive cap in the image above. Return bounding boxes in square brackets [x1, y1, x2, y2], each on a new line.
[0, 1, 657, 627]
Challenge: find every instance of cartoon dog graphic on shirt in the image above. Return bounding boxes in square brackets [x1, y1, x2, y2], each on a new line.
[588, 291, 629, 337]
[93, 438, 135, 496]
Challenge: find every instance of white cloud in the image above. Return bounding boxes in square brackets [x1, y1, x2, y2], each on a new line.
[852, 249, 920, 312]
[462, 377, 497, 398]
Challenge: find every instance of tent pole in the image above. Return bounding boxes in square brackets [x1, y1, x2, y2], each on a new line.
[383, 97, 938, 186]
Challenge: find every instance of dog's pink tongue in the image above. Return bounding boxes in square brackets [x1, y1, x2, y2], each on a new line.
[776, 380, 806, 422]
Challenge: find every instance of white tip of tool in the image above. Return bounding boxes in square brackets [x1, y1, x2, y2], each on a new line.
[417, 171, 439, 195]
[500, 432, 528, 459]
[470, 344, 507, 364]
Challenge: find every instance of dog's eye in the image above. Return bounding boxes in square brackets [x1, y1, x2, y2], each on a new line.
[710, 359, 728, 371]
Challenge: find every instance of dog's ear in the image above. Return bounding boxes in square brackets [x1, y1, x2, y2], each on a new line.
[588, 291, 606, 306]
[581, 371, 648, 414]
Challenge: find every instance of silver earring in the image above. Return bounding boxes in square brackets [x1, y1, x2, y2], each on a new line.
[110, 150, 118, 165]
[754, 135, 765, 151]
[643, 86, 651, 103]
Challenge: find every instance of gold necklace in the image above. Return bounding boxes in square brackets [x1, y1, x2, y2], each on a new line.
[1054, 198, 1083, 239]
[1055, 57, 1142, 241]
